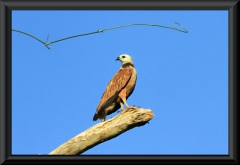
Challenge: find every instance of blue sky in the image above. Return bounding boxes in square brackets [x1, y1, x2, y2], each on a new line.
[12, 10, 228, 155]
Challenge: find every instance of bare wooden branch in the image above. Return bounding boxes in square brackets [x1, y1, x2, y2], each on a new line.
[49, 107, 154, 155]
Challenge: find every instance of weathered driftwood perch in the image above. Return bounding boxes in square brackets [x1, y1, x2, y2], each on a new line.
[49, 107, 154, 155]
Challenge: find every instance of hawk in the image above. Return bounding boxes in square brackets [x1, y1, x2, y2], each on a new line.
[93, 54, 137, 122]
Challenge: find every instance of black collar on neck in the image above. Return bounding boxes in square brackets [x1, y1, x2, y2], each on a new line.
[122, 63, 134, 68]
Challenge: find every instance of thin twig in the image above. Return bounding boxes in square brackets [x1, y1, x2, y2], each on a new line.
[12, 22, 188, 49]
[12, 29, 51, 49]
[46, 31, 99, 46]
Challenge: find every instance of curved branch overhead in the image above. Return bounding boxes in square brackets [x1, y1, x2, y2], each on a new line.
[12, 22, 188, 49]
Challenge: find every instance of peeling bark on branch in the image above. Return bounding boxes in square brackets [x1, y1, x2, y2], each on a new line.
[49, 107, 154, 155]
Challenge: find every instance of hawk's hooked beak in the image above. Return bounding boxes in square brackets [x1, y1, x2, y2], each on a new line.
[116, 57, 120, 61]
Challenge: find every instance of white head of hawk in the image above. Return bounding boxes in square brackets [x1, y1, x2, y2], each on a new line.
[93, 54, 137, 122]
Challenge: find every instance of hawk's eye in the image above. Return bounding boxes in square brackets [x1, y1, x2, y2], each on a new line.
[122, 56, 125, 58]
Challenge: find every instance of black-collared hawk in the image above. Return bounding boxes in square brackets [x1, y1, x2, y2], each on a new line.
[93, 54, 137, 122]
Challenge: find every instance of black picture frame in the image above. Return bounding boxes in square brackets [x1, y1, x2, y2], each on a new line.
[0, 0, 238, 164]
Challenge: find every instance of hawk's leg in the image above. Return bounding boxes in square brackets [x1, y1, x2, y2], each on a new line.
[120, 102, 124, 110]
[119, 88, 130, 109]
[122, 99, 129, 108]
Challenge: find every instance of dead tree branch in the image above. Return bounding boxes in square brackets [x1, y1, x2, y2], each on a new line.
[49, 107, 154, 155]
